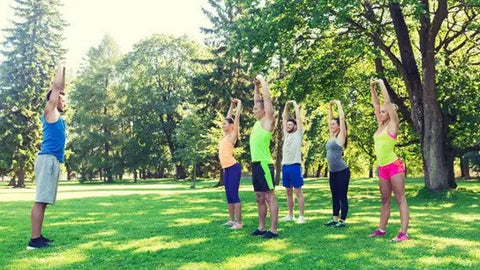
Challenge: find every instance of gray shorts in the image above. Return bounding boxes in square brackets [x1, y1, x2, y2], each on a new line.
[35, 154, 60, 204]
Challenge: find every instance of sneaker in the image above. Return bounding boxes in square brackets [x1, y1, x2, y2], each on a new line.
[262, 231, 279, 239]
[333, 220, 346, 228]
[296, 216, 306, 224]
[251, 229, 267, 236]
[368, 229, 386, 237]
[231, 223, 243, 230]
[223, 221, 235, 227]
[281, 215, 295, 222]
[40, 235, 53, 243]
[26, 238, 52, 250]
[324, 220, 338, 226]
[392, 232, 409, 242]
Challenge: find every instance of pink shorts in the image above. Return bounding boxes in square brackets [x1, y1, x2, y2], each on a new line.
[378, 159, 405, 180]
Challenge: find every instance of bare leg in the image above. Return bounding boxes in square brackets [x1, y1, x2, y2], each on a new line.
[378, 178, 392, 231]
[31, 202, 47, 238]
[234, 202, 242, 224]
[255, 192, 267, 230]
[285, 187, 294, 216]
[391, 172, 409, 234]
[294, 187, 305, 216]
[228, 203, 234, 222]
[265, 190, 278, 233]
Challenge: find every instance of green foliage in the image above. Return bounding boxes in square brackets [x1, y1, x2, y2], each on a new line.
[0, 0, 66, 185]
[175, 112, 212, 188]
[68, 35, 122, 182]
[201, 0, 480, 185]
[464, 151, 480, 174]
[115, 34, 209, 179]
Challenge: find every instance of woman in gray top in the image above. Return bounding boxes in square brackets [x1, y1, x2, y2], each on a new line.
[324, 100, 350, 228]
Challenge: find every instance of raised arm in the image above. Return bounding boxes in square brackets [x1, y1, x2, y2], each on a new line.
[226, 98, 234, 119]
[253, 78, 261, 104]
[370, 78, 381, 125]
[334, 100, 347, 147]
[282, 101, 291, 132]
[256, 75, 274, 119]
[292, 100, 302, 130]
[328, 102, 334, 136]
[233, 99, 242, 137]
[45, 64, 65, 122]
[377, 79, 399, 134]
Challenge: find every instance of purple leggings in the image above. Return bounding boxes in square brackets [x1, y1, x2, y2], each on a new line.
[224, 163, 241, 204]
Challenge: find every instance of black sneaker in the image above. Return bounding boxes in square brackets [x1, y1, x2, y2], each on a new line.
[251, 229, 267, 236]
[324, 220, 338, 226]
[263, 231, 279, 239]
[333, 220, 346, 228]
[26, 238, 52, 250]
[40, 235, 53, 242]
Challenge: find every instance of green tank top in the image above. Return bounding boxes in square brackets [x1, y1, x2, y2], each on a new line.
[250, 121, 273, 163]
[373, 127, 398, 166]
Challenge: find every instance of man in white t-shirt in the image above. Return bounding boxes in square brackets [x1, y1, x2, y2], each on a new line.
[280, 100, 305, 223]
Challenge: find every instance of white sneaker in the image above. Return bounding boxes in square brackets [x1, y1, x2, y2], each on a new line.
[223, 221, 235, 226]
[296, 216, 306, 224]
[281, 215, 295, 222]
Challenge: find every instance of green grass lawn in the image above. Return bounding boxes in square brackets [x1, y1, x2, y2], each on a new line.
[1, 177, 479, 269]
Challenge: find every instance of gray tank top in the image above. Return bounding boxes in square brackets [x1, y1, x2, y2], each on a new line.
[326, 139, 348, 172]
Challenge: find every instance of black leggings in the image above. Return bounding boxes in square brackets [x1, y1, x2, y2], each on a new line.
[329, 168, 350, 220]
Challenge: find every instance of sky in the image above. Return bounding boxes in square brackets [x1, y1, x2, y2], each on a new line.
[0, 0, 212, 71]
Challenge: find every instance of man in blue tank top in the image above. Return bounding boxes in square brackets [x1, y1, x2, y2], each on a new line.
[27, 65, 67, 250]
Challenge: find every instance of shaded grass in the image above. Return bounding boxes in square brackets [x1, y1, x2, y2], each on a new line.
[0, 177, 479, 269]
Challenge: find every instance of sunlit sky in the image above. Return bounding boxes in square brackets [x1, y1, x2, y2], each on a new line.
[0, 0, 212, 71]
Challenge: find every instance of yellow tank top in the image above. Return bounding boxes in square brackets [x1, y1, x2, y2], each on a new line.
[373, 127, 398, 166]
[219, 135, 237, 168]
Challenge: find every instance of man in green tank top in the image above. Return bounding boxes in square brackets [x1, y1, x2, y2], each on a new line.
[249, 75, 279, 239]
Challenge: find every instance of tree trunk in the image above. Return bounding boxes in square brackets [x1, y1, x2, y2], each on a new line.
[8, 175, 16, 186]
[368, 159, 374, 178]
[316, 164, 322, 178]
[190, 163, 196, 189]
[419, 1, 456, 191]
[157, 166, 165, 178]
[274, 111, 283, 186]
[460, 155, 471, 179]
[15, 169, 26, 188]
[273, 45, 286, 186]
[133, 170, 137, 183]
[176, 164, 187, 179]
[215, 169, 224, 187]
[388, 2, 456, 192]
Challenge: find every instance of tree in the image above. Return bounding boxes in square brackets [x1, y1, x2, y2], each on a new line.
[312, 0, 480, 191]
[116, 34, 208, 179]
[175, 112, 211, 188]
[0, 0, 66, 187]
[221, 0, 480, 191]
[69, 35, 122, 182]
[200, 0, 253, 185]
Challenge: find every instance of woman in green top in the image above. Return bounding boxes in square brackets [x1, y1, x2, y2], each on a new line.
[368, 79, 409, 242]
[249, 75, 279, 239]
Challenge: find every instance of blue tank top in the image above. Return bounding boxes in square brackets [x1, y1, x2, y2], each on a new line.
[38, 114, 66, 163]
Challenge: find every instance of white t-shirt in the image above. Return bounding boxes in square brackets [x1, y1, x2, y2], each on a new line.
[282, 129, 303, 165]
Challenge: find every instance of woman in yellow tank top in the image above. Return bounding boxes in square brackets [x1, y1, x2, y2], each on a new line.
[368, 79, 409, 242]
[219, 98, 243, 229]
